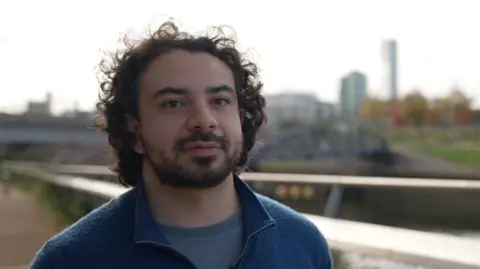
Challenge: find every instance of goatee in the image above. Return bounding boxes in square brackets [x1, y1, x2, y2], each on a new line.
[142, 132, 242, 189]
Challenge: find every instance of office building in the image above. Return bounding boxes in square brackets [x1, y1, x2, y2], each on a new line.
[382, 40, 398, 102]
[339, 71, 367, 118]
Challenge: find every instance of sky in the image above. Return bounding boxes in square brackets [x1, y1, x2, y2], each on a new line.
[1, 0, 480, 114]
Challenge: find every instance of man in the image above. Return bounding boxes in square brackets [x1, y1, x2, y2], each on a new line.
[30, 20, 333, 269]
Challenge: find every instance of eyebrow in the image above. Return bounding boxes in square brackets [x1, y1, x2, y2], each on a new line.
[206, 85, 234, 94]
[153, 87, 188, 98]
[153, 85, 234, 98]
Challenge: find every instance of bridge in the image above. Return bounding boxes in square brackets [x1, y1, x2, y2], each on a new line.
[0, 114, 103, 144]
[0, 114, 388, 156]
[1, 162, 480, 269]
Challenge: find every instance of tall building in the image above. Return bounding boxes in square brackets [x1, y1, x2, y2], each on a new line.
[382, 40, 398, 102]
[382, 40, 400, 124]
[339, 71, 367, 118]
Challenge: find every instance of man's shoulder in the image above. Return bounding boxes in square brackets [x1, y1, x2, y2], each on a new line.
[30, 188, 137, 268]
[255, 193, 333, 267]
[256, 193, 321, 232]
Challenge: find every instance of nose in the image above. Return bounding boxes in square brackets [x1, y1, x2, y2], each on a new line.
[186, 105, 218, 132]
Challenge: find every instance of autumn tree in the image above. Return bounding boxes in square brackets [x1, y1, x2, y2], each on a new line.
[429, 98, 451, 125]
[361, 97, 388, 120]
[448, 88, 471, 109]
[400, 90, 429, 127]
[447, 88, 472, 125]
[429, 87, 472, 125]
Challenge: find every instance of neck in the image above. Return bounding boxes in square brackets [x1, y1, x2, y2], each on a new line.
[142, 167, 240, 228]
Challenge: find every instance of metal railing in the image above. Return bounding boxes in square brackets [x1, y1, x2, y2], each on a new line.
[3, 162, 480, 269]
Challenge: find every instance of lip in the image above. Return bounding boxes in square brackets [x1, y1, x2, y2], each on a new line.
[183, 141, 221, 150]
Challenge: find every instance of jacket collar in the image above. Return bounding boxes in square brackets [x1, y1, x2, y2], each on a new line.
[133, 175, 276, 246]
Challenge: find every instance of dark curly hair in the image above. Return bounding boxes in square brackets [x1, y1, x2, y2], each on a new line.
[94, 20, 267, 187]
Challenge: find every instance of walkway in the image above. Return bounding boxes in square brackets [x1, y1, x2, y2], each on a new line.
[0, 185, 60, 269]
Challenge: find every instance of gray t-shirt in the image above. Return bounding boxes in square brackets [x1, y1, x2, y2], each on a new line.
[161, 210, 243, 269]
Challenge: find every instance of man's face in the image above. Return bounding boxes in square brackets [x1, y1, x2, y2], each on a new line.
[131, 50, 243, 189]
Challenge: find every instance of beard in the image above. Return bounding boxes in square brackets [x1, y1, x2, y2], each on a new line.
[141, 132, 242, 189]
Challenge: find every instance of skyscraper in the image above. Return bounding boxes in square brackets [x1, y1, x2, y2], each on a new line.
[382, 40, 399, 124]
[382, 40, 398, 102]
[339, 71, 367, 119]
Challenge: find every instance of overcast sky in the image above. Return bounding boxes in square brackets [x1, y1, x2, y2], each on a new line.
[1, 0, 479, 114]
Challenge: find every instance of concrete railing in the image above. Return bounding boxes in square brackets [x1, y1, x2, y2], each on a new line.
[13, 162, 480, 190]
[18, 162, 480, 219]
[3, 162, 480, 269]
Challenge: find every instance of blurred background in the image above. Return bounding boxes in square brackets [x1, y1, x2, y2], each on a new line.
[1, 0, 480, 268]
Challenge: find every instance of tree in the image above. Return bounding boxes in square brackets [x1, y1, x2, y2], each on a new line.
[447, 88, 472, 125]
[447, 88, 471, 109]
[429, 97, 451, 125]
[472, 109, 480, 124]
[361, 97, 388, 120]
[400, 90, 429, 127]
[427, 88, 473, 126]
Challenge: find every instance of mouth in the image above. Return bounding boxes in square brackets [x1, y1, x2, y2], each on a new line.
[183, 141, 221, 150]
[182, 142, 221, 156]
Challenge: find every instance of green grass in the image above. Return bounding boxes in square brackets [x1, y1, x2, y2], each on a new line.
[420, 147, 480, 167]
[389, 127, 480, 167]
[332, 250, 351, 269]
[388, 127, 480, 146]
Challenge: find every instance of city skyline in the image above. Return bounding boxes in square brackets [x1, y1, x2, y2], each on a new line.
[1, 0, 480, 114]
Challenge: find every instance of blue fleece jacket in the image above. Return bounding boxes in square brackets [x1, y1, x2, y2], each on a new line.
[30, 176, 333, 269]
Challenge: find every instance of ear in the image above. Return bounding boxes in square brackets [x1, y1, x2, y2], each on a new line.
[126, 115, 145, 154]
[238, 108, 246, 124]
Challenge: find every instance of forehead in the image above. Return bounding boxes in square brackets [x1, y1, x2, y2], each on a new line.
[140, 50, 235, 94]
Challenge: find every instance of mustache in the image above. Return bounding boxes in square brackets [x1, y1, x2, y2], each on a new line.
[175, 132, 228, 150]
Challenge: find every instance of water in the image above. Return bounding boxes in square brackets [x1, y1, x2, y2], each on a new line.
[341, 232, 480, 269]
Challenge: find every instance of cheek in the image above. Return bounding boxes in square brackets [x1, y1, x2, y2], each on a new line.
[141, 122, 180, 151]
[222, 115, 243, 143]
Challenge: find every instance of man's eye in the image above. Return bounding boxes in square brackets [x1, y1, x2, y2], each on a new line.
[213, 98, 230, 106]
[163, 100, 184, 108]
